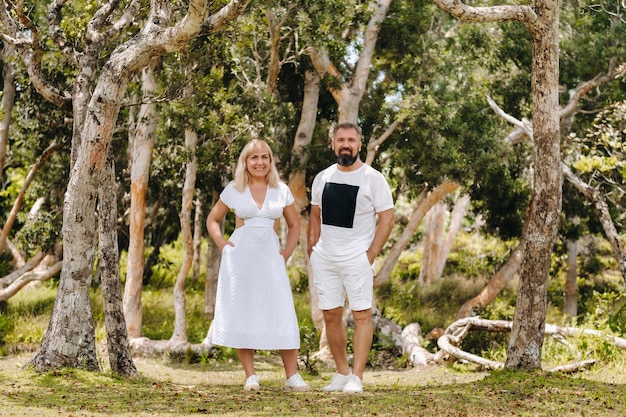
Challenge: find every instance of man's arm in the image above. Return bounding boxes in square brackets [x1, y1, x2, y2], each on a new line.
[366, 208, 394, 264]
[307, 204, 321, 257]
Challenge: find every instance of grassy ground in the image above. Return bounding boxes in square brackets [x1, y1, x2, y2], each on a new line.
[1, 351, 625, 416]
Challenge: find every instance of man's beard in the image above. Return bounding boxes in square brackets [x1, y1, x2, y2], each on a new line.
[337, 152, 358, 167]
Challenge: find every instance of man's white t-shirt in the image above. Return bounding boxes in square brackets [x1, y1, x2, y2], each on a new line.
[310, 163, 394, 262]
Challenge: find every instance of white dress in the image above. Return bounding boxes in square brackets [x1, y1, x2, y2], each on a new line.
[210, 182, 300, 350]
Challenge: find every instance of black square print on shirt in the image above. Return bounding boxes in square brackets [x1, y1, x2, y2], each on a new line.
[321, 182, 359, 228]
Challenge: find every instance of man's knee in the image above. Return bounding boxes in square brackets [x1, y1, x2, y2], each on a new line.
[351, 309, 372, 326]
[323, 307, 345, 324]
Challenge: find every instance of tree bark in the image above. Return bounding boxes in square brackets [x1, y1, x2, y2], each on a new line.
[0, 42, 16, 175]
[563, 239, 578, 321]
[433, 0, 561, 370]
[419, 202, 445, 285]
[171, 127, 198, 345]
[507, 0, 561, 369]
[98, 159, 139, 377]
[436, 317, 626, 369]
[204, 190, 221, 320]
[419, 196, 469, 285]
[192, 197, 203, 281]
[0, 260, 61, 302]
[124, 62, 159, 339]
[28, 0, 251, 371]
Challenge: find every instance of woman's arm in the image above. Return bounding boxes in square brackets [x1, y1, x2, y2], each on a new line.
[280, 203, 300, 262]
[206, 199, 234, 250]
[307, 204, 321, 257]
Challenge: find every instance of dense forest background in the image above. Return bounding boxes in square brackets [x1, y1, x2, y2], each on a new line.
[0, 0, 625, 374]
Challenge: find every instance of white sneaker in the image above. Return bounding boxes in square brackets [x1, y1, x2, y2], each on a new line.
[285, 374, 311, 391]
[342, 375, 363, 393]
[322, 372, 352, 392]
[244, 375, 260, 391]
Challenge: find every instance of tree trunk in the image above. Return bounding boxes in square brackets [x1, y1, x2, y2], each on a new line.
[98, 158, 139, 377]
[438, 195, 469, 277]
[456, 239, 524, 319]
[420, 195, 470, 285]
[564, 239, 578, 321]
[17, 0, 250, 370]
[506, 0, 561, 369]
[419, 202, 446, 285]
[29, 67, 127, 371]
[192, 196, 203, 281]
[287, 70, 323, 331]
[124, 63, 159, 339]
[204, 190, 221, 320]
[0, 43, 16, 175]
[418, 195, 469, 285]
[171, 127, 198, 345]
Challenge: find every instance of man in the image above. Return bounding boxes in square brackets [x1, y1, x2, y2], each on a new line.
[308, 122, 394, 393]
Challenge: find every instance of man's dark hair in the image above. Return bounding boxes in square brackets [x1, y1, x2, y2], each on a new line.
[333, 122, 362, 139]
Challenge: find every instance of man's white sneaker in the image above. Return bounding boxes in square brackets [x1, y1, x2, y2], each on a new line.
[285, 374, 311, 392]
[244, 375, 260, 391]
[342, 375, 363, 393]
[321, 372, 352, 392]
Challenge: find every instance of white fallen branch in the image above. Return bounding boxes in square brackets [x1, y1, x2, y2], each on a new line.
[433, 317, 626, 371]
[547, 360, 596, 373]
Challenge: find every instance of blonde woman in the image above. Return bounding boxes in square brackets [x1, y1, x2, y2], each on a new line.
[206, 139, 309, 392]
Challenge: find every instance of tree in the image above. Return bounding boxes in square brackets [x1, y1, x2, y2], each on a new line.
[0, 0, 251, 372]
[123, 59, 161, 339]
[432, 0, 561, 369]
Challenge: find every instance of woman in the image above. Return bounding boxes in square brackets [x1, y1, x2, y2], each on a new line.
[206, 139, 310, 392]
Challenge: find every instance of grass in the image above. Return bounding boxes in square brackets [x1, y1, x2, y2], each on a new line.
[0, 352, 625, 416]
[1, 236, 625, 416]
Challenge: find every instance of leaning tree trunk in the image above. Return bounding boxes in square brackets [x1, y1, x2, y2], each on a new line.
[124, 62, 159, 339]
[506, 0, 561, 369]
[375, 181, 460, 287]
[98, 158, 139, 377]
[456, 239, 525, 319]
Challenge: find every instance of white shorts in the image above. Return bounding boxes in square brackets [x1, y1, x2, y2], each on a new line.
[310, 251, 374, 311]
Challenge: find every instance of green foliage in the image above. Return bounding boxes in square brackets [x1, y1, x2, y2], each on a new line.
[0, 286, 56, 351]
[298, 324, 321, 375]
[140, 289, 207, 343]
[14, 210, 61, 254]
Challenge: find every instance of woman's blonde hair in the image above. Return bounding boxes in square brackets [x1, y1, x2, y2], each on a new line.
[233, 139, 281, 191]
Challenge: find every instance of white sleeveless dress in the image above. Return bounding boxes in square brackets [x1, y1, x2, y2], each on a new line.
[210, 182, 300, 349]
